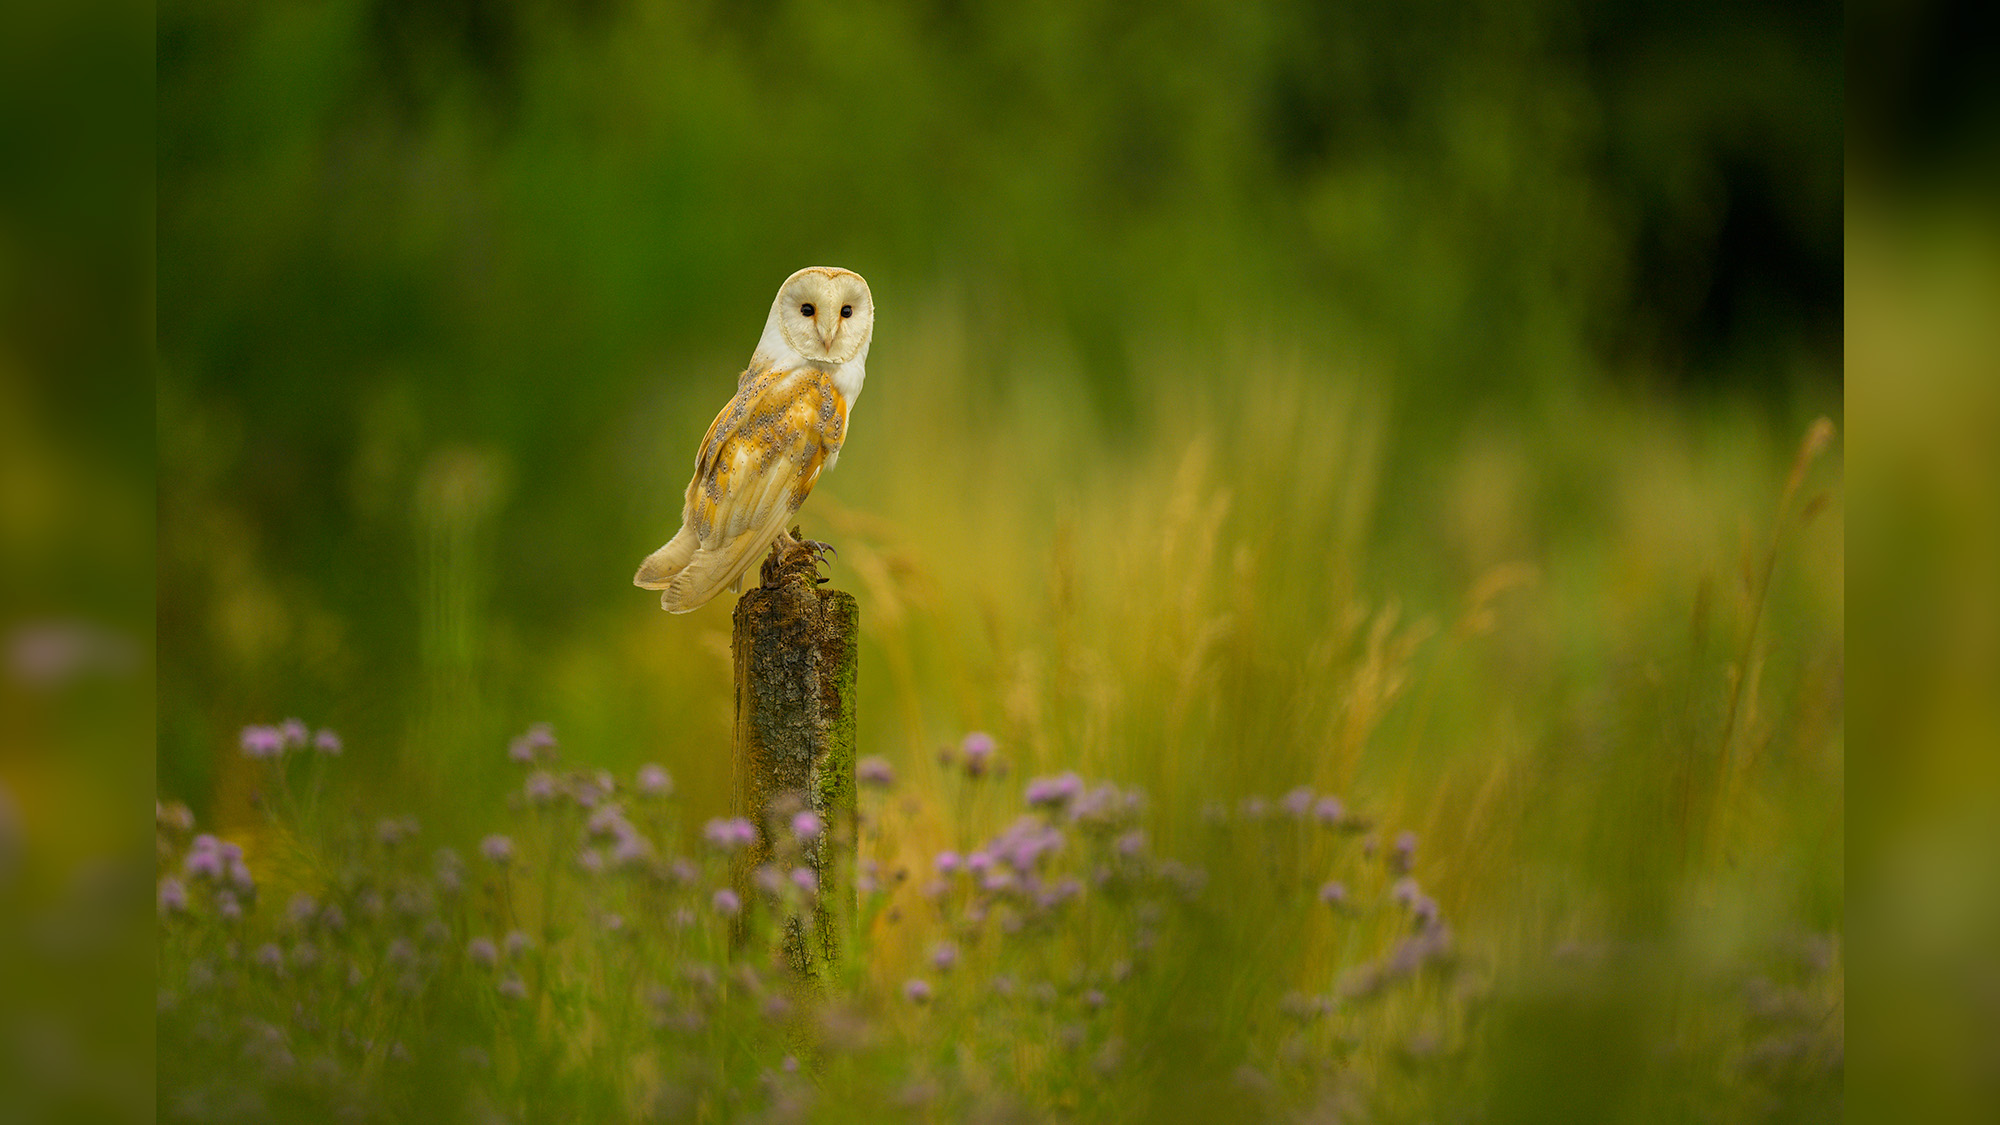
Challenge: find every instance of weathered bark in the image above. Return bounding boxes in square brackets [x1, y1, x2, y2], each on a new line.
[730, 546, 857, 982]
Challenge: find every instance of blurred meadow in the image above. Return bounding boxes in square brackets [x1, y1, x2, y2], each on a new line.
[150, 0, 1847, 1119]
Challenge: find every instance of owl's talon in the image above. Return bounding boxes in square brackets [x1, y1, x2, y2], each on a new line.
[760, 531, 837, 587]
[791, 538, 837, 573]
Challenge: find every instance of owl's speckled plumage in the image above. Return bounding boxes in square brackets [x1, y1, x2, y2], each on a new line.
[635, 267, 873, 612]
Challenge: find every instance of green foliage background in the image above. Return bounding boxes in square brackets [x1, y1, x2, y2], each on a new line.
[158, 0, 1839, 793]
[155, 0, 1843, 1117]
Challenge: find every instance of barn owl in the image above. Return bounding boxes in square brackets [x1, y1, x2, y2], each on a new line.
[634, 266, 874, 612]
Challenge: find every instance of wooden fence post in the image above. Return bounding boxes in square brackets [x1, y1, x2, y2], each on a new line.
[730, 544, 858, 983]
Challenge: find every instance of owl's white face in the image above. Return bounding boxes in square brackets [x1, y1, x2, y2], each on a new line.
[771, 267, 873, 365]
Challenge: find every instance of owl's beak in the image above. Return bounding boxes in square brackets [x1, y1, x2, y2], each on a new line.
[818, 320, 838, 350]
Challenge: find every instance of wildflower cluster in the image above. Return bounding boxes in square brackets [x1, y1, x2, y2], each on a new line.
[237, 718, 342, 760]
[158, 724, 1485, 1121]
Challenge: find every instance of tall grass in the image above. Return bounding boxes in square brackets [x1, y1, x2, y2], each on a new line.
[159, 308, 1841, 1119]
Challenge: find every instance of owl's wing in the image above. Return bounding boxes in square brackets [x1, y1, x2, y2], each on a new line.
[638, 367, 847, 613]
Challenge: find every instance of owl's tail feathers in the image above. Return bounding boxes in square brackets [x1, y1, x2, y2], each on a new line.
[634, 525, 700, 592]
[653, 538, 770, 614]
[652, 513, 791, 614]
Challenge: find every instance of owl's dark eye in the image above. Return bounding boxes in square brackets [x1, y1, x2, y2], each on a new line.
[800, 303, 815, 317]
[840, 305, 853, 318]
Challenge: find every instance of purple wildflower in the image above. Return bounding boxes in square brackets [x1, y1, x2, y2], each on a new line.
[278, 719, 309, 749]
[931, 942, 959, 972]
[183, 835, 224, 880]
[239, 726, 284, 759]
[498, 976, 527, 1001]
[935, 850, 961, 876]
[791, 810, 823, 839]
[216, 891, 242, 920]
[1282, 787, 1315, 818]
[577, 848, 604, 873]
[504, 930, 533, 958]
[995, 816, 1065, 869]
[586, 804, 629, 839]
[611, 834, 652, 867]
[1070, 783, 1126, 825]
[903, 979, 932, 1005]
[287, 893, 318, 927]
[1115, 829, 1147, 858]
[857, 756, 895, 787]
[467, 937, 499, 967]
[480, 835, 513, 865]
[961, 732, 995, 777]
[1318, 880, 1349, 908]
[601, 913, 623, 932]
[256, 943, 285, 971]
[1385, 934, 1432, 978]
[157, 877, 187, 914]
[523, 771, 557, 803]
[1313, 795, 1346, 826]
[964, 851, 993, 876]
[1392, 830, 1417, 874]
[508, 722, 557, 763]
[1411, 894, 1441, 929]
[712, 888, 741, 917]
[703, 817, 757, 853]
[635, 763, 672, 796]
[1240, 795, 1269, 819]
[1084, 988, 1106, 1011]
[790, 866, 817, 895]
[312, 729, 343, 755]
[1025, 772, 1083, 810]
[1391, 876, 1421, 907]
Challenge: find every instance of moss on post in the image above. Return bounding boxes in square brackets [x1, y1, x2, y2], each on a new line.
[730, 542, 858, 983]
